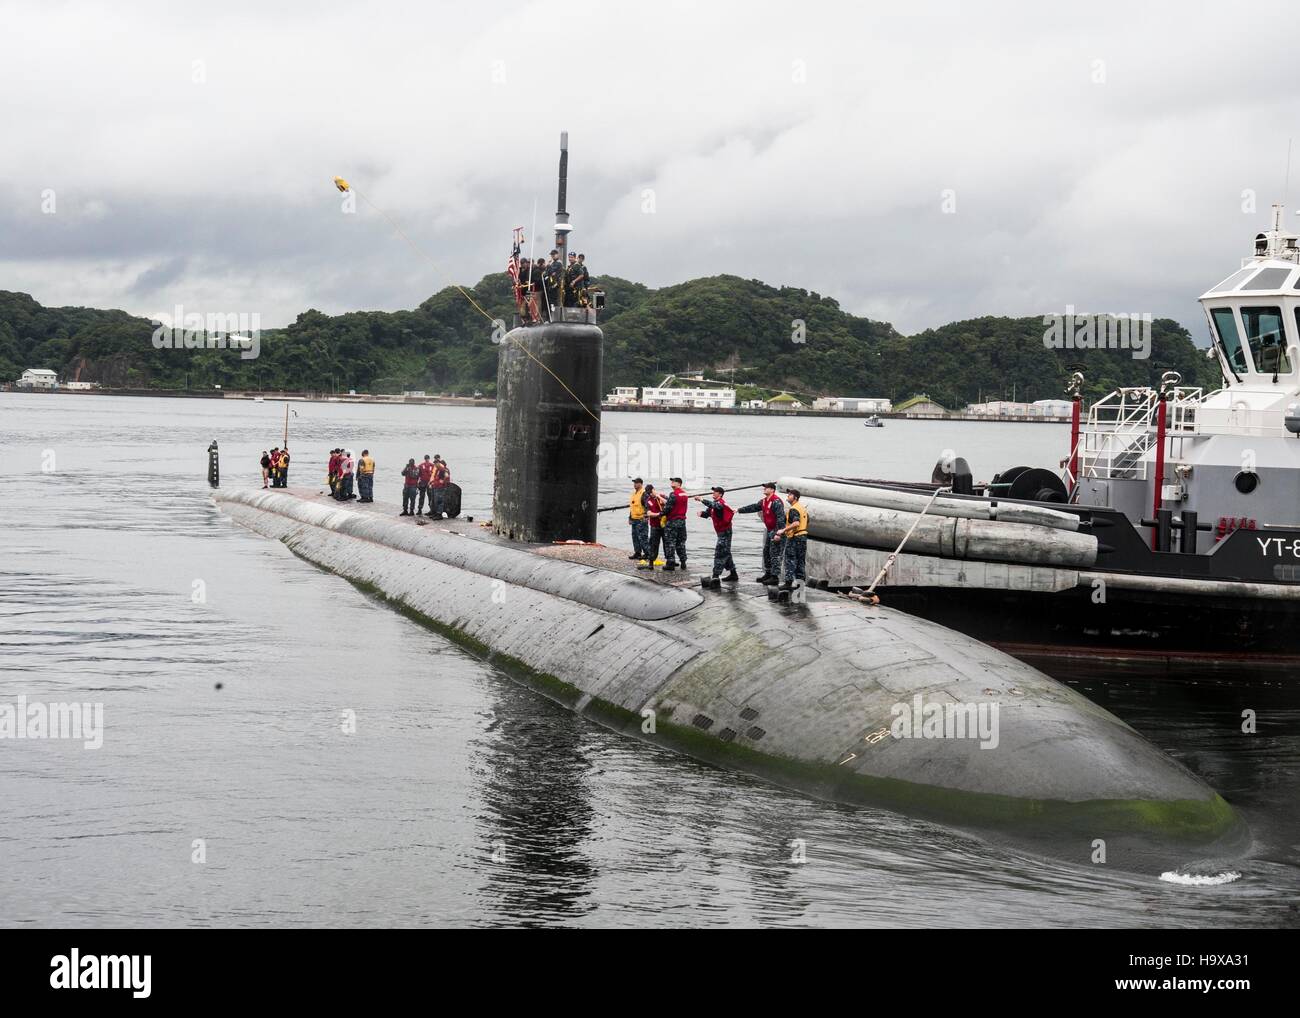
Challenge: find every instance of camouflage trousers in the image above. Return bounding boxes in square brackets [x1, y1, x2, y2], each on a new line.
[663, 519, 687, 567]
[781, 535, 808, 582]
[763, 531, 784, 576]
[630, 518, 649, 558]
[710, 529, 735, 577]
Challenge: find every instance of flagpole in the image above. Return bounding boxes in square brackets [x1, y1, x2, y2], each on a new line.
[528, 197, 538, 320]
[283, 401, 288, 448]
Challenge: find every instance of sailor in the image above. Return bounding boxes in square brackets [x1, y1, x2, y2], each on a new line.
[521, 258, 543, 324]
[563, 252, 584, 307]
[400, 458, 419, 516]
[777, 487, 809, 590]
[340, 449, 355, 500]
[260, 450, 271, 489]
[636, 484, 664, 570]
[737, 481, 786, 584]
[661, 477, 689, 572]
[268, 447, 280, 488]
[628, 477, 648, 561]
[543, 250, 563, 314]
[696, 486, 738, 581]
[358, 449, 375, 502]
[278, 447, 290, 488]
[430, 455, 452, 517]
[416, 454, 434, 515]
[574, 253, 591, 306]
[327, 449, 340, 497]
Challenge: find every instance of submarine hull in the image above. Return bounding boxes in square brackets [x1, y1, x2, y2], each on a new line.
[215, 488, 1244, 869]
[492, 323, 602, 543]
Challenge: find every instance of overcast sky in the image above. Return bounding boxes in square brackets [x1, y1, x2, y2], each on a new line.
[2, 0, 1298, 338]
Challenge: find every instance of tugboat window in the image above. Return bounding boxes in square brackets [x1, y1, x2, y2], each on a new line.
[1234, 470, 1260, 494]
[1210, 307, 1249, 373]
[1242, 267, 1294, 290]
[1211, 266, 1257, 291]
[1241, 306, 1290, 375]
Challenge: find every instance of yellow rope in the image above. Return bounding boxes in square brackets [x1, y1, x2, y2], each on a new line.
[338, 177, 600, 423]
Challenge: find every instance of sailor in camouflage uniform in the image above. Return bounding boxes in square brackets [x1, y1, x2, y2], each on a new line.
[697, 486, 738, 581]
[736, 481, 786, 584]
[660, 477, 689, 571]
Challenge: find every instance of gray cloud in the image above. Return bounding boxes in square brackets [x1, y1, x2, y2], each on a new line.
[2, 0, 1298, 340]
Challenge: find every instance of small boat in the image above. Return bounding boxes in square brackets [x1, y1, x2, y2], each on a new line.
[863, 415, 884, 428]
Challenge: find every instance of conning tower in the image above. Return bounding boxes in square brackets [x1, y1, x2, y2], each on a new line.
[492, 132, 603, 542]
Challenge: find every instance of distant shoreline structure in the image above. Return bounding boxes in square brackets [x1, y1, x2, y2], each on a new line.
[2, 386, 1071, 422]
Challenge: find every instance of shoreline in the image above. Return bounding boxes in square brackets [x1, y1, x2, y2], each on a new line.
[3, 387, 1071, 423]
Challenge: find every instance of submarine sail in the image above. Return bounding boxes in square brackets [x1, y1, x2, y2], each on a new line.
[492, 131, 602, 543]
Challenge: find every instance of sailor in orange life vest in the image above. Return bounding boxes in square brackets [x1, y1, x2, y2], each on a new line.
[357, 449, 376, 502]
[627, 478, 648, 561]
[776, 488, 809, 590]
[636, 484, 664, 570]
[736, 481, 786, 585]
[660, 477, 689, 571]
[695, 486, 738, 581]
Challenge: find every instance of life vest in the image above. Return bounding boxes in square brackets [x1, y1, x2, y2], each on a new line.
[278, 452, 289, 468]
[432, 464, 450, 488]
[328, 455, 339, 475]
[359, 455, 375, 475]
[418, 461, 433, 485]
[341, 457, 353, 475]
[666, 490, 689, 521]
[787, 499, 809, 538]
[628, 490, 646, 520]
[644, 494, 663, 526]
[403, 466, 419, 486]
[706, 498, 733, 534]
[760, 493, 780, 530]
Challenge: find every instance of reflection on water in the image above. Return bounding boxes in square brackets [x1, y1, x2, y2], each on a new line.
[1, 393, 1298, 927]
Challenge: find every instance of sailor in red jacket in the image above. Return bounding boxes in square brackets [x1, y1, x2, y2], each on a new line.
[416, 455, 435, 515]
[660, 477, 690, 572]
[430, 455, 452, 518]
[736, 481, 787, 584]
[696, 486, 738, 581]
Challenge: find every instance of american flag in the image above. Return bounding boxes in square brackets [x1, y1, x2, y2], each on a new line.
[506, 227, 523, 286]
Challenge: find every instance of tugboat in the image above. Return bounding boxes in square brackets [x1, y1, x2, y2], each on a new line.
[795, 205, 1300, 667]
[863, 415, 885, 428]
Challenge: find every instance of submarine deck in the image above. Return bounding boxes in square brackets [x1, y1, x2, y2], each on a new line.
[278, 486, 722, 589]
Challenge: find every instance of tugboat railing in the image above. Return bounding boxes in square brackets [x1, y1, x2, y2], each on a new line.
[1078, 386, 1203, 480]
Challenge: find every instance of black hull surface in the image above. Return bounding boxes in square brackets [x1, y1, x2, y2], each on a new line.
[875, 584, 1300, 672]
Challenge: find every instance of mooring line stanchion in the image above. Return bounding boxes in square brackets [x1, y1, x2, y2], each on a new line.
[864, 485, 951, 597]
[207, 441, 220, 488]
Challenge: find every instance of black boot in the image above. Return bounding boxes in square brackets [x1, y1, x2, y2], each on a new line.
[779, 580, 793, 591]
[723, 571, 739, 582]
[663, 563, 676, 572]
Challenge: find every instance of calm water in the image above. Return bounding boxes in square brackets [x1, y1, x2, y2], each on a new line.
[2, 392, 1297, 928]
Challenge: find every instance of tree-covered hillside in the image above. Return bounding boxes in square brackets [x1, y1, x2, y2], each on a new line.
[0, 276, 1220, 403]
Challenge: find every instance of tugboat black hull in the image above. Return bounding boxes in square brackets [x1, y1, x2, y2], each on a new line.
[873, 583, 1300, 671]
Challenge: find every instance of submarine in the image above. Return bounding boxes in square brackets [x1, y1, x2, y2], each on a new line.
[213, 134, 1244, 869]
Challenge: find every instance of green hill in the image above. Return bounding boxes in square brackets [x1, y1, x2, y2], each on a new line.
[0, 277, 1219, 403]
